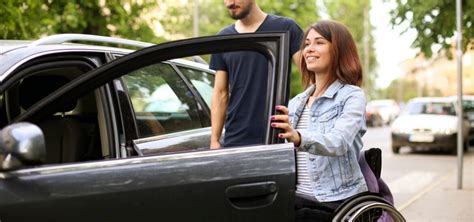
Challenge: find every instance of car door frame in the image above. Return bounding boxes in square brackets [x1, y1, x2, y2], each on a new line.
[170, 60, 214, 122]
[15, 32, 291, 145]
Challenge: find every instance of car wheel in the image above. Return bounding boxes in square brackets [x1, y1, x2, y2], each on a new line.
[392, 145, 400, 154]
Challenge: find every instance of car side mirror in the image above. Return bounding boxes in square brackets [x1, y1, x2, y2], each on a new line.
[0, 122, 46, 171]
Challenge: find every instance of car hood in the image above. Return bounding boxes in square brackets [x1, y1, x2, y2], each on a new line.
[391, 114, 457, 131]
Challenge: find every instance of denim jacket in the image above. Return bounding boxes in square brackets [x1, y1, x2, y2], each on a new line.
[288, 80, 368, 202]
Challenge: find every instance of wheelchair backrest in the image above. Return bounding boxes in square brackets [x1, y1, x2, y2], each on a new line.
[359, 148, 394, 205]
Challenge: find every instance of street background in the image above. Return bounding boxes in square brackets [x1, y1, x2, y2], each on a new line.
[364, 126, 474, 222]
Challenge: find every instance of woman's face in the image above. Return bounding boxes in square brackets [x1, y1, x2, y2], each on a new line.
[303, 29, 332, 74]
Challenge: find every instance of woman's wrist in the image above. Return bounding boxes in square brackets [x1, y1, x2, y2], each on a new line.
[293, 130, 301, 147]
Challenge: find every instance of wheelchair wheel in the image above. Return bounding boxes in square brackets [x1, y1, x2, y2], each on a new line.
[332, 195, 405, 222]
[343, 201, 405, 222]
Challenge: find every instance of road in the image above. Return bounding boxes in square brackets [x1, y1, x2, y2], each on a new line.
[362, 126, 474, 212]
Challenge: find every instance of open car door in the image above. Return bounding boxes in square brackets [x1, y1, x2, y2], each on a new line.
[0, 33, 296, 221]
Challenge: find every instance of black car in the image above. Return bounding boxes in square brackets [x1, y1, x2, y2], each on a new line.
[0, 33, 295, 221]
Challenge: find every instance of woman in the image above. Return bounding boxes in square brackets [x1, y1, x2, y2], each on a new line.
[271, 20, 368, 221]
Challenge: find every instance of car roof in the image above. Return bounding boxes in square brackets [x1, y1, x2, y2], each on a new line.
[0, 35, 142, 78]
[0, 33, 211, 72]
[368, 99, 397, 105]
[408, 97, 454, 103]
[447, 95, 474, 101]
[0, 34, 144, 55]
[0, 34, 212, 83]
[0, 40, 32, 54]
[169, 58, 212, 71]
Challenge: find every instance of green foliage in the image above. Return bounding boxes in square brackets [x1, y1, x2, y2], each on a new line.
[1, 0, 47, 39]
[324, 0, 377, 98]
[1, 0, 165, 43]
[259, 0, 320, 30]
[382, 78, 420, 102]
[389, 0, 474, 58]
[157, 0, 234, 38]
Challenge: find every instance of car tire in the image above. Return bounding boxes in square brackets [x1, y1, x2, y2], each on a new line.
[392, 145, 400, 154]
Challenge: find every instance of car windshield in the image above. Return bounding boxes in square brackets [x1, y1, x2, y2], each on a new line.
[402, 101, 456, 116]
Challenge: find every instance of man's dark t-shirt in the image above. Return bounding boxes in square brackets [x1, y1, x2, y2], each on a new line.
[210, 14, 303, 147]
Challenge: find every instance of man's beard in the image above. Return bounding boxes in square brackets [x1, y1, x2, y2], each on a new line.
[229, 5, 251, 20]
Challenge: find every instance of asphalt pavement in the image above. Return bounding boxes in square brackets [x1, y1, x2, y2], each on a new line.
[398, 149, 474, 221]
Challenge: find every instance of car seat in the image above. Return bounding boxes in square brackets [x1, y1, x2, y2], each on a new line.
[19, 75, 89, 164]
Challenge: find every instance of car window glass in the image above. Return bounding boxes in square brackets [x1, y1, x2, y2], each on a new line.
[123, 63, 202, 138]
[178, 66, 214, 108]
[403, 101, 456, 116]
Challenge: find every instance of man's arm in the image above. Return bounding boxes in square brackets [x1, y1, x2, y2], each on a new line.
[210, 70, 229, 149]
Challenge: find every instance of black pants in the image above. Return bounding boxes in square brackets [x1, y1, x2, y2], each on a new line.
[295, 195, 344, 222]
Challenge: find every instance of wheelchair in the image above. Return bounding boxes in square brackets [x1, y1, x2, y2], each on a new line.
[331, 148, 406, 222]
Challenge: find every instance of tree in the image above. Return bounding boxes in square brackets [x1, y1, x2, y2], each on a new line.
[1, 0, 164, 43]
[324, 0, 378, 97]
[383, 78, 421, 102]
[389, 0, 474, 58]
[156, 0, 233, 39]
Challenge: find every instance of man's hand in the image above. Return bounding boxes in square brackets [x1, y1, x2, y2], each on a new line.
[210, 141, 221, 149]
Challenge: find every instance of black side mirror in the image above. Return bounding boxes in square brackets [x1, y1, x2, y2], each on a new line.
[0, 122, 46, 171]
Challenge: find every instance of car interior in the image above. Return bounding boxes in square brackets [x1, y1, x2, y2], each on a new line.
[0, 56, 215, 167]
[0, 62, 107, 165]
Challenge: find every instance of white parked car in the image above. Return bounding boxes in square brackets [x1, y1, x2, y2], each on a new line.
[367, 99, 400, 125]
[390, 97, 470, 154]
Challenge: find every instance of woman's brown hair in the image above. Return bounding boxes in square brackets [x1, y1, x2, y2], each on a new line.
[298, 20, 363, 89]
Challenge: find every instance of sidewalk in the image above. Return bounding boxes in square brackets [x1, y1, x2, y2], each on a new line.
[399, 151, 474, 221]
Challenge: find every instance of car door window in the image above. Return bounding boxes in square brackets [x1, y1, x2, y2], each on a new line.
[178, 66, 214, 108]
[122, 63, 202, 138]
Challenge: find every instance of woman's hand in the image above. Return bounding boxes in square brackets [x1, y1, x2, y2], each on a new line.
[271, 105, 301, 147]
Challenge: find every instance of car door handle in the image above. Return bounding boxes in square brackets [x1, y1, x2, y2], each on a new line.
[226, 181, 278, 209]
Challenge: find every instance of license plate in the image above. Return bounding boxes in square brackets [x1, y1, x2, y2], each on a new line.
[409, 134, 434, 142]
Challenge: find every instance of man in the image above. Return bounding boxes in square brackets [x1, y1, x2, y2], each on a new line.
[210, 0, 303, 148]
